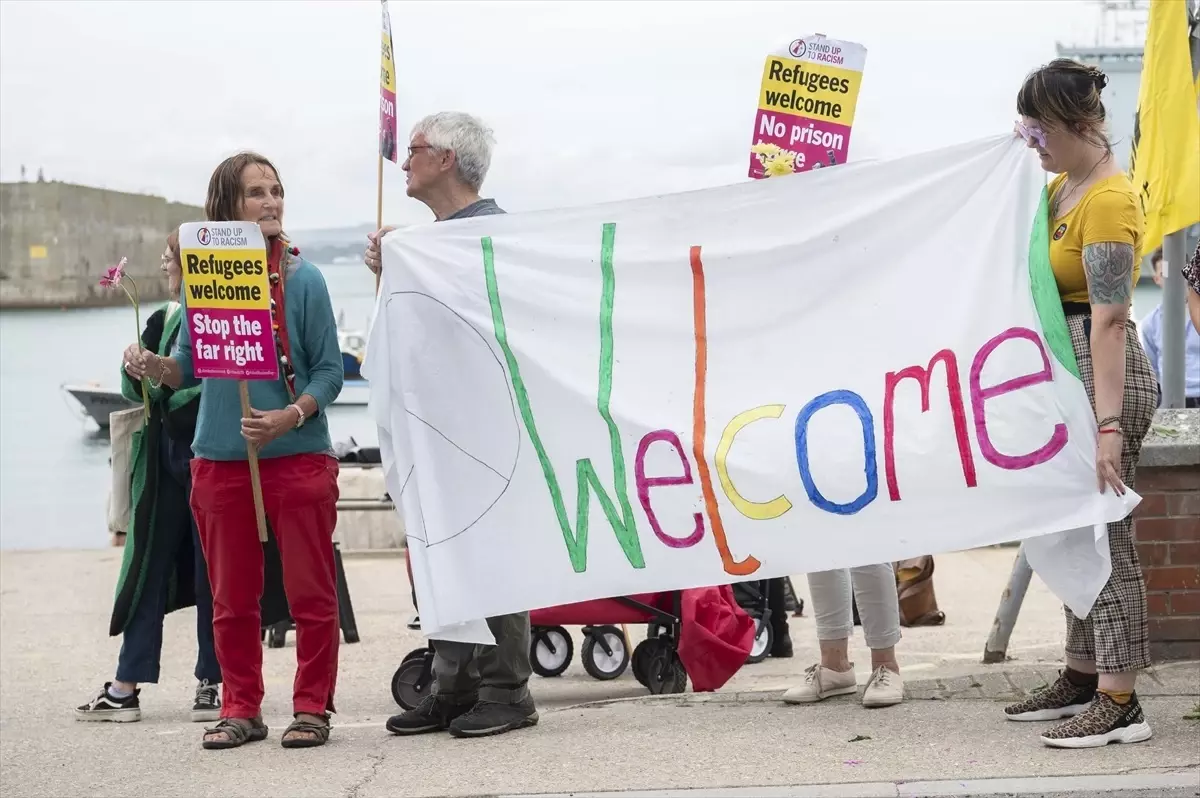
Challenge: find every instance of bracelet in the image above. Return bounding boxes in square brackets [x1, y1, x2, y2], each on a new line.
[148, 356, 166, 389]
[287, 403, 305, 428]
[1098, 428, 1123, 435]
[1097, 415, 1121, 428]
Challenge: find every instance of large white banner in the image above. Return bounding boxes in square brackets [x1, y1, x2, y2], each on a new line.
[365, 135, 1138, 641]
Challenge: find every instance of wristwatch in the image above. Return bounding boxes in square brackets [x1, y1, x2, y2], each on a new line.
[288, 404, 306, 428]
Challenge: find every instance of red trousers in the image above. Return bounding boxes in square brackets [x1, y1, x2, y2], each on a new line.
[190, 452, 341, 718]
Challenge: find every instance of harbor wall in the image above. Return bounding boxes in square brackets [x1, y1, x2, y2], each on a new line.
[0, 181, 203, 309]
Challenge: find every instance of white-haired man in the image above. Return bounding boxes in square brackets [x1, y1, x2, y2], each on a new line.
[365, 111, 537, 739]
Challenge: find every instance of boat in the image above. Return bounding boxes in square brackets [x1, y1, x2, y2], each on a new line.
[65, 320, 372, 427]
[61, 382, 139, 428]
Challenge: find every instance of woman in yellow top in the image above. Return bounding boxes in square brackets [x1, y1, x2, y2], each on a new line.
[1005, 59, 1159, 749]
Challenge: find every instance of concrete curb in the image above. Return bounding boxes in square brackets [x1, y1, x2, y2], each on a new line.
[550, 661, 1200, 713]
[499, 770, 1200, 797]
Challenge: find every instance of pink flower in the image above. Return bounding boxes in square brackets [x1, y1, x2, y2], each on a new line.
[99, 257, 127, 288]
[97, 255, 150, 422]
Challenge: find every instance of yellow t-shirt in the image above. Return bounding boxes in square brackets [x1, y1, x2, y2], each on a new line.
[1048, 172, 1144, 304]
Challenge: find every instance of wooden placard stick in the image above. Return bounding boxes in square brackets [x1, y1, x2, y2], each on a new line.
[238, 380, 269, 543]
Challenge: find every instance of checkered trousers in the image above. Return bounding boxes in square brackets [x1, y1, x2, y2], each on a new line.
[1062, 312, 1159, 673]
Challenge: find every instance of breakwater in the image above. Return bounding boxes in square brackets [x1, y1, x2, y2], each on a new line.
[0, 181, 203, 309]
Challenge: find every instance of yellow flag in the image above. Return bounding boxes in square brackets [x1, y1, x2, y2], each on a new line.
[1128, 0, 1200, 257]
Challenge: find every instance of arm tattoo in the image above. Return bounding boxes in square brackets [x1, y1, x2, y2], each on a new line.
[1083, 242, 1134, 305]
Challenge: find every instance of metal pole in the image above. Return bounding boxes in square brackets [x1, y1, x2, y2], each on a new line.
[983, 545, 1034, 664]
[1161, 1, 1200, 408]
[1162, 234, 1188, 408]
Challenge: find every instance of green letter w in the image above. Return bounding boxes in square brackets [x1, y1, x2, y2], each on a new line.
[482, 223, 645, 573]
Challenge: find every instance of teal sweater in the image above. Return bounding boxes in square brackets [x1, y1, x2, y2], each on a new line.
[174, 257, 344, 461]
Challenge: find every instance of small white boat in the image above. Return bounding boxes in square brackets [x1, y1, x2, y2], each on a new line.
[61, 383, 138, 428]
[63, 374, 371, 428]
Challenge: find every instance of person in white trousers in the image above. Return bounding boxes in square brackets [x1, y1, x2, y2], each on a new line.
[783, 564, 904, 708]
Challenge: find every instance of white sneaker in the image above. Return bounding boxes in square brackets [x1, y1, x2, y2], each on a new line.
[783, 663, 857, 704]
[862, 666, 903, 707]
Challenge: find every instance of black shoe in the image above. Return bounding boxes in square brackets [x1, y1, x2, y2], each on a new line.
[1004, 670, 1096, 722]
[385, 693, 474, 735]
[448, 697, 539, 738]
[75, 682, 141, 723]
[770, 630, 793, 658]
[191, 679, 221, 723]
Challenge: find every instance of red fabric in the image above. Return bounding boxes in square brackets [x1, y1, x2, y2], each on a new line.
[529, 585, 755, 693]
[530, 593, 672, 626]
[676, 585, 755, 692]
[190, 452, 341, 717]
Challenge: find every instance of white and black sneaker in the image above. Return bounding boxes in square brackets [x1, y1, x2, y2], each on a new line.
[191, 679, 221, 722]
[1039, 691, 1153, 749]
[75, 682, 141, 723]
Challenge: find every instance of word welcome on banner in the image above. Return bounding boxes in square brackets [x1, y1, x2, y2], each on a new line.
[365, 135, 1137, 639]
[748, 34, 867, 178]
[178, 222, 277, 381]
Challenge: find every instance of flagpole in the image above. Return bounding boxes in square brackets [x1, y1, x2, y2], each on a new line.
[376, 0, 397, 297]
[376, 152, 384, 294]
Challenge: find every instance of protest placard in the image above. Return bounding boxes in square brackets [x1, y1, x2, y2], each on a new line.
[365, 135, 1137, 642]
[179, 221, 276, 541]
[379, 0, 398, 165]
[748, 34, 867, 178]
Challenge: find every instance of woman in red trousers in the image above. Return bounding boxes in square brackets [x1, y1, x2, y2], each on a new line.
[126, 152, 344, 749]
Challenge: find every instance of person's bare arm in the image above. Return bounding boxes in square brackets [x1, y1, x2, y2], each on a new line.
[1084, 241, 1135, 426]
[1188, 284, 1200, 336]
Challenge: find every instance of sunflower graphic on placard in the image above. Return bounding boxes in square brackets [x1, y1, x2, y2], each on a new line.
[751, 142, 799, 177]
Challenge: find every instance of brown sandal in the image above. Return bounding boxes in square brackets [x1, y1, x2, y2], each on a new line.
[280, 714, 331, 748]
[201, 717, 268, 750]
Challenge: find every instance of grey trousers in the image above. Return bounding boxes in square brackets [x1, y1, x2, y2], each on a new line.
[431, 611, 533, 704]
[807, 564, 902, 650]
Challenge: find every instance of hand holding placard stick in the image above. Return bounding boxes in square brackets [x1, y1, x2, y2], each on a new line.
[178, 221, 278, 543]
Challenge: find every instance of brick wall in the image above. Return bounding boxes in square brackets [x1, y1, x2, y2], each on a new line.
[1133, 464, 1200, 661]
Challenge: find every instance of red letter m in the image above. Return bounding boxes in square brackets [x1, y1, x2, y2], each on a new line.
[882, 349, 977, 501]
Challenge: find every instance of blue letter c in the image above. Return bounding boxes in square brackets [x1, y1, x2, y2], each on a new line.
[794, 389, 878, 515]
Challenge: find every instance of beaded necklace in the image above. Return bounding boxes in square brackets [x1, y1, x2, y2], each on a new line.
[267, 236, 299, 405]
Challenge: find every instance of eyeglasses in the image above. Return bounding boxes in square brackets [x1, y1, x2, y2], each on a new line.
[1014, 120, 1047, 150]
[406, 145, 435, 159]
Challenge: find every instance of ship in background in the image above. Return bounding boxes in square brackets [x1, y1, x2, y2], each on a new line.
[1056, 0, 1200, 281]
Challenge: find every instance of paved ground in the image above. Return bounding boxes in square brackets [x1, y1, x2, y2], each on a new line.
[1, 546, 1197, 797]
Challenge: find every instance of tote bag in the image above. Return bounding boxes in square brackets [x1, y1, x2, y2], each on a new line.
[107, 406, 143, 537]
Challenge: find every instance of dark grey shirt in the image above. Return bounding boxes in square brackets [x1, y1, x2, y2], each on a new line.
[444, 198, 505, 220]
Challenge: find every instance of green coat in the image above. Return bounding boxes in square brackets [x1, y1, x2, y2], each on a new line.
[109, 302, 202, 636]
[108, 302, 294, 634]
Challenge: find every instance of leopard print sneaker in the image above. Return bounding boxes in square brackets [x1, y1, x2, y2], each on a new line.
[1003, 670, 1095, 722]
[1039, 691, 1152, 749]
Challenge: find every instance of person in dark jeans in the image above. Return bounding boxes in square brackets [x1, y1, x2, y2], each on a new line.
[76, 232, 221, 723]
[366, 111, 536, 739]
[767, 577, 794, 657]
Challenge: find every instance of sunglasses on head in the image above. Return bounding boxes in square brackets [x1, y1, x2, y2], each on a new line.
[1015, 120, 1047, 150]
